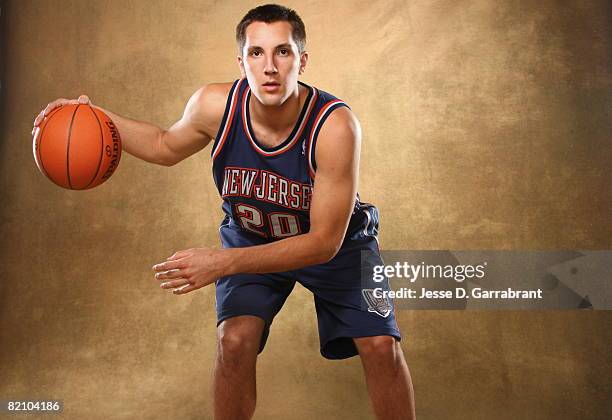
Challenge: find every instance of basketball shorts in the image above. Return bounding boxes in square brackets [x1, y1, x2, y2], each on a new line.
[215, 223, 401, 360]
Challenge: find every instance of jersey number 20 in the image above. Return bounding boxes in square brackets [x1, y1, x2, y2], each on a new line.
[235, 204, 301, 238]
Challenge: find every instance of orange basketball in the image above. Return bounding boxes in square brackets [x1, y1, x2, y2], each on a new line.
[33, 104, 122, 189]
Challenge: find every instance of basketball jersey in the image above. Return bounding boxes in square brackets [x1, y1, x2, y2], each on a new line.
[211, 78, 379, 245]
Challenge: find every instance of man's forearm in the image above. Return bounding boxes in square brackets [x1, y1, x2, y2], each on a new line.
[93, 105, 168, 166]
[223, 232, 340, 276]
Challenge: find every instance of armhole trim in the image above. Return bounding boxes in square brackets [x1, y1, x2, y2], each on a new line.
[211, 79, 244, 160]
[307, 100, 348, 179]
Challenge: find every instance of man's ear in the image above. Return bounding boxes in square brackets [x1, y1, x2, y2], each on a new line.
[237, 55, 246, 78]
[299, 51, 309, 75]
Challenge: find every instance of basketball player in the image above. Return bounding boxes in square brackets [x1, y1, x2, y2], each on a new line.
[32, 4, 416, 419]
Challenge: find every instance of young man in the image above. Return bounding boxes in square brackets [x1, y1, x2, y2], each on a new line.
[32, 4, 416, 419]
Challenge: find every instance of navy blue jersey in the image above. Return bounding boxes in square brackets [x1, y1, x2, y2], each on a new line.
[211, 78, 379, 244]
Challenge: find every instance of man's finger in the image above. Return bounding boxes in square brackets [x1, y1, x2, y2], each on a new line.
[34, 105, 62, 128]
[167, 250, 189, 261]
[152, 257, 187, 272]
[173, 283, 199, 295]
[155, 269, 183, 280]
[33, 112, 44, 127]
[160, 279, 191, 290]
[43, 103, 56, 116]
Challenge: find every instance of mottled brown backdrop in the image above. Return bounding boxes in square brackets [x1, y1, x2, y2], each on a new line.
[1, 0, 610, 419]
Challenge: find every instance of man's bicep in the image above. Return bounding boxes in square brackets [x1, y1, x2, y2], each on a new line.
[309, 107, 361, 248]
[161, 83, 230, 165]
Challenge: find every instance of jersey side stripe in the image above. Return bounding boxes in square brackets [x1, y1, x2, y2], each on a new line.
[212, 79, 244, 161]
[307, 99, 347, 178]
[242, 86, 318, 157]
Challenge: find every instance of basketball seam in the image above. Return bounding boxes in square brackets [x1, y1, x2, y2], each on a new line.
[66, 105, 81, 189]
[85, 106, 105, 189]
[36, 106, 63, 180]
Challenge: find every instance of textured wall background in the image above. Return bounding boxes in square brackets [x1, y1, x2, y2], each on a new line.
[1, 0, 610, 419]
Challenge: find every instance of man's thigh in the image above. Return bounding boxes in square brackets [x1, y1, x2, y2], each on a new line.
[215, 271, 295, 354]
[296, 239, 402, 360]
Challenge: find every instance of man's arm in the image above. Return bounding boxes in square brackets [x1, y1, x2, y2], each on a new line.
[153, 106, 361, 294]
[32, 83, 230, 166]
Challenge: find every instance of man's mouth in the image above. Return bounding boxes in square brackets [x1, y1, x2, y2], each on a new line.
[262, 81, 281, 93]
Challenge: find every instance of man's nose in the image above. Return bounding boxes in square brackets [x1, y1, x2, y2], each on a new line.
[264, 56, 278, 74]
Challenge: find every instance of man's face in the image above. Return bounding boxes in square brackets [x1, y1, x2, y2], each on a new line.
[238, 21, 307, 106]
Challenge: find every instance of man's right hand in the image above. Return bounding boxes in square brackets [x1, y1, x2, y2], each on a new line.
[32, 95, 91, 136]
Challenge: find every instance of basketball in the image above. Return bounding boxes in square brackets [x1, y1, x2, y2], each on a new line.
[33, 104, 122, 189]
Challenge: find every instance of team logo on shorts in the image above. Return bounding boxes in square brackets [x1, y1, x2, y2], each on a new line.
[362, 289, 392, 318]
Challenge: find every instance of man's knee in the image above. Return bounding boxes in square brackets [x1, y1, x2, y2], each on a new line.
[354, 335, 399, 361]
[216, 316, 264, 363]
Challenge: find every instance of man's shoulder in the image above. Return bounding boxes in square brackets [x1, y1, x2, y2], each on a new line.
[317, 105, 359, 142]
[193, 82, 235, 109]
[188, 82, 235, 138]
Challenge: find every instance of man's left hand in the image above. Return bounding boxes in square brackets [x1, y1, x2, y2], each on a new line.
[152, 247, 230, 295]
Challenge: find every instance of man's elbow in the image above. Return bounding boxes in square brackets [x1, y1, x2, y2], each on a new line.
[158, 156, 178, 167]
[313, 235, 343, 264]
[156, 130, 179, 166]
[155, 156, 178, 167]
[320, 246, 341, 264]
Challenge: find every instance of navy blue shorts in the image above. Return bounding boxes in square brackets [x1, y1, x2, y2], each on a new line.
[215, 225, 401, 360]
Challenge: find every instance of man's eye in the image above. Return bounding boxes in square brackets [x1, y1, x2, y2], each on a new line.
[250, 51, 261, 57]
[279, 49, 289, 55]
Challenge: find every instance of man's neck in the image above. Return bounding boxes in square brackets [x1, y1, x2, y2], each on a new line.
[249, 84, 304, 134]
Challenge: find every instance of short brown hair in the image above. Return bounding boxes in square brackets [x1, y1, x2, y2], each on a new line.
[236, 4, 306, 55]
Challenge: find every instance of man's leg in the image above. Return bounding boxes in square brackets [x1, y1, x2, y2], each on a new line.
[354, 335, 416, 420]
[214, 315, 265, 420]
